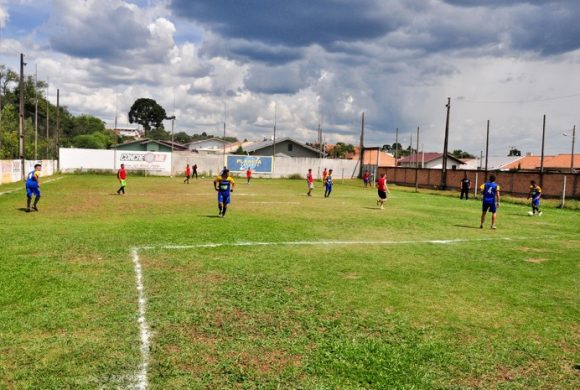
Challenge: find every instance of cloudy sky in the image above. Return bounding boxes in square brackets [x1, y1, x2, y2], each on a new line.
[1, 0, 579, 156]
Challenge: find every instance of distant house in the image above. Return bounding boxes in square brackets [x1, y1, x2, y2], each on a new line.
[186, 138, 234, 153]
[113, 138, 188, 153]
[362, 148, 397, 167]
[244, 137, 323, 158]
[541, 154, 579, 172]
[112, 128, 143, 139]
[398, 152, 465, 169]
[461, 156, 525, 171]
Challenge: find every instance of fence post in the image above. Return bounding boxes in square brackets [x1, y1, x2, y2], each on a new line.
[560, 175, 567, 208]
[474, 172, 479, 199]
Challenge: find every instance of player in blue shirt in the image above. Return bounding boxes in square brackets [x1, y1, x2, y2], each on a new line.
[479, 174, 500, 229]
[324, 169, 333, 198]
[25, 163, 42, 212]
[213, 169, 235, 217]
[527, 180, 542, 216]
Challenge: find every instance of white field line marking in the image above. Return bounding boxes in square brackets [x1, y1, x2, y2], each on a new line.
[248, 201, 300, 204]
[130, 248, 150, 390]
[0, 176, 64, 196]
[137, 236, 531, 251]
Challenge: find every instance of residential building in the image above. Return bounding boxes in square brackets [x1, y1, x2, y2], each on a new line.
[243, 137, 323, 158]
[113, 138, 188, 153]
[398, 152, 465, 169]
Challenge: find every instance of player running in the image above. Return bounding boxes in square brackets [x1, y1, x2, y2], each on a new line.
[376, 172, 389, 209]
[246, 168, 252, 184]
[480, 174, 500, 229]
[322, 168, 328, 183]
[192, 164, 198, 179]
[362, 170, 371, 188]
[324, 169, 333, 198]
[184, 164, 191, 184]
[306, 168, 314, 196]
[116, 164, 127, 195]
[527, 180, 543, 216]
[214, 169, 235, 217]
[25, 163, 42, 212]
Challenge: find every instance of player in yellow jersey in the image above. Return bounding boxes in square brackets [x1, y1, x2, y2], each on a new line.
[213, 169, 235, 217]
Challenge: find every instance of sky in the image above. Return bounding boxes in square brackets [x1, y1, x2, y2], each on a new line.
[1, 0, 579, 156]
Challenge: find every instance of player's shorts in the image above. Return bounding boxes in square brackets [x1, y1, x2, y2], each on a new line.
[325, 184, 332, 191]
[482, 201, 496, 213]
[26, 183, 40, 198]
[120, 179, 127, 187]
[532, 198, 540, 207]
[218, 191, 231, 204]
[378, 190, 387, 199]
[308, 182, 314, 189]
[364, 178, 369, 184]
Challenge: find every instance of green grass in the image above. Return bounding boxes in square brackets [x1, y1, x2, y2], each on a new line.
[0, 175, 578, 389]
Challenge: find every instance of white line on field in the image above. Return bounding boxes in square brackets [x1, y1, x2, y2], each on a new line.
[137, 236, 529, 251]
[130, 248, 150, 390]
[248, 201, 300, 204]
[0, 176, 65, 196]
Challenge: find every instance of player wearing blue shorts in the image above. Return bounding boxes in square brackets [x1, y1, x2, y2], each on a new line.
[214, 169, 235, 217]
[25, 163, 42, 212]
[324, 169, 333, 198]
[479, 174, 500, 229]
[527, 180, 542, 216]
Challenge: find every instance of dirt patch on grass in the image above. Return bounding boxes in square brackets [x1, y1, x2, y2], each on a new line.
[525, 258, 547, 263]
[517, 246, 547, 253]
[343, 272, 360, 280]
[232, 350, 302, 374]
[459, 360, 548, 388]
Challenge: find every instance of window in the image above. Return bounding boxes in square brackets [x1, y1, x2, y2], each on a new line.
[288, 143, 293, 152]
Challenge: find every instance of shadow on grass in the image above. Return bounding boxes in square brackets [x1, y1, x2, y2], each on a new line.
[362, 207, 381, 210]
[17, 208, 31, 213]
[453, 224, 481, 229]
[205, 215, 223, 218]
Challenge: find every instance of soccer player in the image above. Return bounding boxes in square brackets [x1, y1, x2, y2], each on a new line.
[306, 168, 314, 196]
[192, 164, 198, 179]
[527, 180, 542, 216]
[460, 172, 471, 200]
[324, 169, 333, 198]
[246, 168, 252, 184]
[480, 174, 500, 229]
[184, 164, 191, 184]
[116, 164, 127, 195]
[214, 169, 235, 217]
[376, 172, 389, 209]
[362, 170, 370, 188]
[322, 168, 328, 183]
[25, 163, 42, 212]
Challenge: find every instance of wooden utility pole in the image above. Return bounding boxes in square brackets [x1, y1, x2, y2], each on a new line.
[56, 88, 60, 163]
[272, 102, 277, 158]
[484, 120, 490, 180]
[540, 114, 546, 173]
[19, 53, 26, 179]
[359, 112, 365, 177]
[571, 125, 576, 171]
[440, 97, 451, 189]
[415, 126, 420, 192]
[34, 64, 38, 160]
[46, 78, 49, 159]
[395, 127, 399, 160]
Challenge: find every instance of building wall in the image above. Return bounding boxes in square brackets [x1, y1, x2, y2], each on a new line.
[250, 140, 320, 158]
[0, 160, 58, 185]
[188, 139, 227, 151]
[381, 167, 580, 199]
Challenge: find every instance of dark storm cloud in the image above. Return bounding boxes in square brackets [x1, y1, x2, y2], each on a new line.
[49, 2, 149, 59]
[171, 0, 400, 48]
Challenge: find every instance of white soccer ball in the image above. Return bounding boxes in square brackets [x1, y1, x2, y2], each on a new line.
[528, 211, 534, 216]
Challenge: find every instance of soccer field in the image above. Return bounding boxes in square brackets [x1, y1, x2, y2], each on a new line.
[0, 175, 578, 389]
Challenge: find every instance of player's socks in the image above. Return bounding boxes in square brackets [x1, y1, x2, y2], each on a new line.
[222, 206, 227, 217]
[218, 204, 223, 215]
[33, 197, 39, 211]
[26, 198, 31, 211]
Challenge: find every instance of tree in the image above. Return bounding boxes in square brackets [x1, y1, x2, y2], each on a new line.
[451, 149, 475, 159]
[233, 146, 245, 155]
[148, 127, 170, 141]
[508, 147, 521, 156]
[174, 131, 192, 144]
[330, 142, 355, 158]
[128, 98, 167, 136]
[71, 115, 106, 137]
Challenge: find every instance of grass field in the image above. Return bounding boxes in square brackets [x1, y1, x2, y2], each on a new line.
[0, 174, 579, 389]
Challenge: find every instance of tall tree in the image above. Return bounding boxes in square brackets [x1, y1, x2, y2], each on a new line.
[128, 98, 167, 136]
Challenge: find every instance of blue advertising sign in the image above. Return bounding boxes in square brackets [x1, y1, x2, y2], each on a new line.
[227, 155, 273, 173]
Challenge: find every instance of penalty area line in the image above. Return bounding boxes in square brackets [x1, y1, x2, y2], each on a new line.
[0, 176, 65, 196]
[130, 248, 150, 390]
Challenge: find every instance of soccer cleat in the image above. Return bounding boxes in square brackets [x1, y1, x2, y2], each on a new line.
[32, 206, 38, 211]
[538, 211, 543, 216]
[376, 199, 380, 206]
[491, 225, 496, 229]
[380, 205, 384, 210]
[479, 225, 483, 229]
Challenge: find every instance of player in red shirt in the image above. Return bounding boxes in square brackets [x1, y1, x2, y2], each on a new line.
[246, 168, 252, 184]
[306, 168, 314, 196]
[184, 164, 191, 184]
[116, 164, 127, 195]
[376, 172, 389, 209]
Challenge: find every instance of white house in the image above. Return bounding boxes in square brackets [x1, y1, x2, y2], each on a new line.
[186, 138, 234, 153]
[398, 152, 465, 169]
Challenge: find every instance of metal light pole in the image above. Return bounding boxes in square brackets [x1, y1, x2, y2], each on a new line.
[441, 97, 451, 189]
[19, 53, 26, 179]
[34, 64, 38, 160]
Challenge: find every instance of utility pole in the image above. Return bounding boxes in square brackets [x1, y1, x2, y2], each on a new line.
[359, 112, 365, 178]
[410, 133, 413, 164]
[222, 100, 226, 163]
[540, 114, 546, 173]
[570, 125, 575, 171]
[114, 93, 118, 130]
[56, 88, 60, 164]
[45, 77, 49, 159]
[484, 120, 490, 179]
[34, 64, 38, 160]
[19, 53, 26, 180]
[440, 97, 451, 189]
[317, 123, 323, 158]
[416, 126, 420, 168]
[273, 102, 277, 158]
[395, 127, 399, 160]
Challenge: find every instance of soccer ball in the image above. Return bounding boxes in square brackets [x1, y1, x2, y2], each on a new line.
[528, 211, 534, 216]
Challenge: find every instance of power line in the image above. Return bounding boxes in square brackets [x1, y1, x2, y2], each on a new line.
[456, 92, 580, 104]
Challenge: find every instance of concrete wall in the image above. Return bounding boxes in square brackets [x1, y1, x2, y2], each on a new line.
[171, 151, 359, 179]
[381, 167, 580, 199]
[0, 160, 58, 185]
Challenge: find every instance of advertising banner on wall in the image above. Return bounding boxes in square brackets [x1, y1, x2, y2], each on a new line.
[116, 151, 172, 174]
[227, 155, 273, 173]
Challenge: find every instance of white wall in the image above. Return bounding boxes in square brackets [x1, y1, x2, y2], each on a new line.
[60, 148, 115, 172]
[0, 160, 58, 185]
